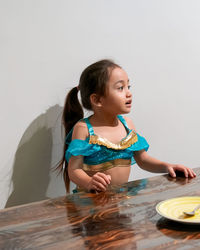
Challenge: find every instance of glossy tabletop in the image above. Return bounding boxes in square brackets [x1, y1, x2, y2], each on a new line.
[0, 168, 200, 250]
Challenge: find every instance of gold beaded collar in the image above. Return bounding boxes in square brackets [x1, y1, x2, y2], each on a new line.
[89, 130, 138, 150]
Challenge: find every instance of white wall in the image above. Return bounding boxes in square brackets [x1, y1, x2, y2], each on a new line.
[1, 0, 200, 208]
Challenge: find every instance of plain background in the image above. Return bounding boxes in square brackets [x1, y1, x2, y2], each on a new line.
[1, 0, 200, 209]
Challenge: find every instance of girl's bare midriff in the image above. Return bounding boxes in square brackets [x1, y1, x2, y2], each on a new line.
[86, 166, 131, 186]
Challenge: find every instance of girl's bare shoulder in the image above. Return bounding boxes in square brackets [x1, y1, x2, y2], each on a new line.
[72, 120, 89, 140]
[123, 116, 137, 131]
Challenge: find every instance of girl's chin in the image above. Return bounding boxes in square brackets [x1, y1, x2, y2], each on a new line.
[120, 110, 131, 114]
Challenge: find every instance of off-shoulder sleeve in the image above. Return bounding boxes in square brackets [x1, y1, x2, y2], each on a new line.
[131, 133, 149, 152]
[129, 133, 149, 165]
[65, 139, 101, 162]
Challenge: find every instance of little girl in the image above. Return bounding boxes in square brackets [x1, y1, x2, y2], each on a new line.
[57, 59, 196, 192]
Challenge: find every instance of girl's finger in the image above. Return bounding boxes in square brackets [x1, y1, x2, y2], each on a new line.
[183, 168, 188, 178]
[96, 173, 111, 184]
[168, 166, 176, 178]
[93, 175, 108, 187]
[103, 175, 111, 184]
[95, 173, 110, 186]
[106, 174, 111, 183]
[92, 180, 107, 191]
[192, 170, 197, 177]
[188, 168, 196, 177]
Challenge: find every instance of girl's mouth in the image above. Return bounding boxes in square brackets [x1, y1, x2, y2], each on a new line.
[126, 100, 132, 105]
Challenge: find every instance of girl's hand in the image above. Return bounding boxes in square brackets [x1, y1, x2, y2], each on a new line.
[87, 172, 111, 192]
[166, 164, 196, 178]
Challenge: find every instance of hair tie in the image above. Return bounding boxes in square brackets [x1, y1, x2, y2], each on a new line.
[76, 86, 80, 91]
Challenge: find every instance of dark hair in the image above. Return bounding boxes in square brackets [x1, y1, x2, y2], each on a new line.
[57, 59, 121, 192]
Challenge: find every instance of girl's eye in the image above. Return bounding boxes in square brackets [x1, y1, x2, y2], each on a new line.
[128, 85, 131, 89]
[118, 86, 124, 90]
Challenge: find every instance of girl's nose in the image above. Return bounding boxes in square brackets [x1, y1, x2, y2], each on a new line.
[126, 88, 132, 97]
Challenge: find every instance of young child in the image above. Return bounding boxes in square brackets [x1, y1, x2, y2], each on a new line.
[57, 59, 196, 192]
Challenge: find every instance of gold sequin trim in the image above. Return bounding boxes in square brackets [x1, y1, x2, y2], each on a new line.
[89, 130, 138, 150]
[83, 158, 131, 172]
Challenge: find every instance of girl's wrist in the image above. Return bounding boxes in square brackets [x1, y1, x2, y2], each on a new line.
[86, 177, 93, 191]
[161, 162, 170, 173]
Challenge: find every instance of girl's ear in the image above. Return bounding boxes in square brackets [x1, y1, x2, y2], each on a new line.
[90, 93, 102, 107]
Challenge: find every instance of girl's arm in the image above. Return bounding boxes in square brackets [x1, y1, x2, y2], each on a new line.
[134, 150, 196, 178]
[68, 155, 111, 191]
[67, 121, 111, 191]
[124, 116, 196, 178]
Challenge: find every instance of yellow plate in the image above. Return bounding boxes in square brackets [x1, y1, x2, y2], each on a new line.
[156, 196, 200, 224]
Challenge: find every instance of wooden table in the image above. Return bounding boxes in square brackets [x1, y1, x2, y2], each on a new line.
[1, 168, 200, 250]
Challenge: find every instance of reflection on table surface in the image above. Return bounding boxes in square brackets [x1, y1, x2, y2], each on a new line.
[0, 168, 200, 249]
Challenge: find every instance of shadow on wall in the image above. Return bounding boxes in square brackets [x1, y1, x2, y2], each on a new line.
[6, 105, 64, 208]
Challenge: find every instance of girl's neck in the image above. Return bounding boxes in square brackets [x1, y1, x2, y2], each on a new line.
[90, 112, 119, 127]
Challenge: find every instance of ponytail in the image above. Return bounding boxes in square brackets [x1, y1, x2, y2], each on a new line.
[56, 86, 83, 192]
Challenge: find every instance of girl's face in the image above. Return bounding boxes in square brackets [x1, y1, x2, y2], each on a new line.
[99, 67, 132, 115]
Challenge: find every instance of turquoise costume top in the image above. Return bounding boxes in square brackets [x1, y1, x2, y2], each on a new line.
[65, 115, 149, 172]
